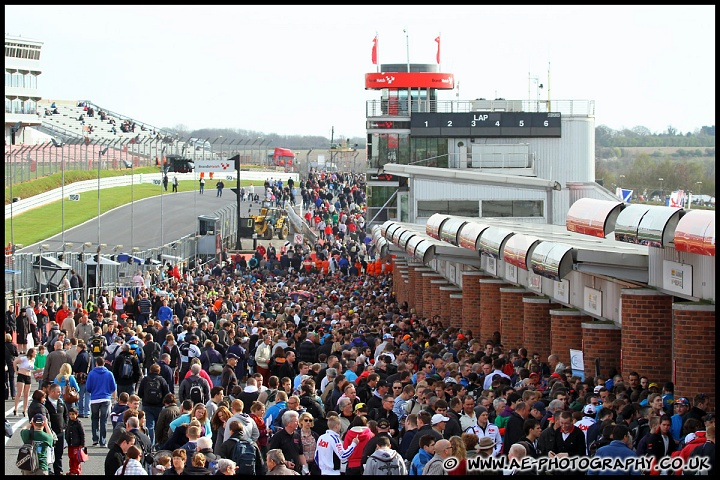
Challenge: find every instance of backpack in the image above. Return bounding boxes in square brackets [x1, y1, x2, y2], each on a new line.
[230, 437, 257, 475]
[106, 343, 120, 365]
[146, 342, 160, 366]
[129, 343, 144, 364]
[144, 375, 163, 405]
[265, 389, 279, 409]
[189, 379, 204, 404]
[179, 342, 191, 359]
[16, 429, 39, 472]
[90, 335, 105, 356]
[118, 355, 134, 381]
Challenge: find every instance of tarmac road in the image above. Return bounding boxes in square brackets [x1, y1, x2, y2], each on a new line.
[5, 396, 113, 475]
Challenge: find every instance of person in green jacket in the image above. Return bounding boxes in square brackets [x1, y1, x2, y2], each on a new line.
[20, 413, 55, 474]
[34, 344, 48, 391]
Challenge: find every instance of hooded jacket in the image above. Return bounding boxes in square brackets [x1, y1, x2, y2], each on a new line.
[365, 447, 407, 475]
[85, 365, 117, 402]
[409, 447, 433, 475]
[343, 426, 374, 468]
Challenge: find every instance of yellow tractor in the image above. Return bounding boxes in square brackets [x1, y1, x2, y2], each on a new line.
[252, 201, 290, 240]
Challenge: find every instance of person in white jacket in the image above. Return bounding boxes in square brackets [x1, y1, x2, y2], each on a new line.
[315, 416, 359, 475]
[254, 334, 273, 383]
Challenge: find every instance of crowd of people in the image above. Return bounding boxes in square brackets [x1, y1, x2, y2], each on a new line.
[4, 169, 715, 476]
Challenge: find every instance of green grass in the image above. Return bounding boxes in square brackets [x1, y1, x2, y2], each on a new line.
[5, 179, 256, 246]
[5, 167, 161, 204]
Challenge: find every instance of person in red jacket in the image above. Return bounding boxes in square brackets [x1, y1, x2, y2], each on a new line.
[343, 415, 374, 475]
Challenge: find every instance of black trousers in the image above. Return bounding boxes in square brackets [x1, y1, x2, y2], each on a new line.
[53, 431, 65, 474]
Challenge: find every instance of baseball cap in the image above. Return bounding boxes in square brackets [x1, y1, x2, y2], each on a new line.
[648, 382, 659, 389]
[129, 336, 138, 342]
[377, 418, 390, 429]
[383, 333, 393, 340]
[457, 334, 465, 340]
[376, 380, 389, 388]
[593, 385, 603, 394]
[674, 397, 690, 406]
[403, 334, 411, 341]
[32, 413, 46, 425]
[431, 413, 449, 425]
[120, 313, 128, 319]
[354, 403, 367, 412]
[227, 353, 239, 360]
[532, 401, 547, 414]
[583, 404, 597, 415]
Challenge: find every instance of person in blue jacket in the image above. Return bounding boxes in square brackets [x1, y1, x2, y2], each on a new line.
[588, 424, 641, 475]
[84, 356, 117, 446]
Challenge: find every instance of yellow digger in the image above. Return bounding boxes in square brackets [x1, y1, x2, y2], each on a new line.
[252, 201, 289, 240]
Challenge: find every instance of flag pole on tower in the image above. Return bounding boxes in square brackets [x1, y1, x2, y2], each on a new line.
[435, 34, 441, 65]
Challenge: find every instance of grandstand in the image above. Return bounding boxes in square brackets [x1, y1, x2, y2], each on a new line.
[36, 98, 171, 144]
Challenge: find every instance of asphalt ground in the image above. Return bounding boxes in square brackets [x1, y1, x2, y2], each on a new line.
[5, 395, 113, 475]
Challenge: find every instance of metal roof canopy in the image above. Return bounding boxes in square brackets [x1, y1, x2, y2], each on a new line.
[84, 255, 121, 266]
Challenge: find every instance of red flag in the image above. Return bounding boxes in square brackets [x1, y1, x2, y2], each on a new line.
[435, 36, 441, 64]
[372, 35, 378, 65]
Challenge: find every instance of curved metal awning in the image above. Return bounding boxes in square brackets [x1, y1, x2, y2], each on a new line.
[503, 234, 542, 270]
[479, 226, 515, 259]
[673, 209, 715, 256]
[426, 213, 451, 240]
[398, 229, 417, 250]
[439, 217, 468, 246]
[566, 198, 625, 238]
[636, 206, 684, 248]
[458, 221, 491, 251]
[529, 241, 575, 280]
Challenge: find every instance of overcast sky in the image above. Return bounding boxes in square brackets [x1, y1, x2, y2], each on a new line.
[6, 5, 715, 139]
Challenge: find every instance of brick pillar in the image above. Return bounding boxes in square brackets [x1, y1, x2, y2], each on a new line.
[479, 279, 507, 343]
[523, 296, 559, 359]
[550, 308, 584, 369]
[461, 271, 490, 338]
[439, 285, 461, 327]
[500, 287, 532, 351]
[673, 303, 715, 411]
[414, 267, 442, 318]
[394, 262, 407, 304]
[582, 321, 621, 380]
[399, 272, 409, 306]
[394, 263, 408, 304]
[449, 293, 463, 329]
[429, 278, 449, 321]
[408, 264, 431, 316]
[621, 289, 673, 382]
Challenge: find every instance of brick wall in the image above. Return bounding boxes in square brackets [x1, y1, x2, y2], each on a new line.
[394, 262, 408, 305]
[620, 289, 673, 382]
[673, 303, 715, 412]
[582, 322, 621, 380]
[462, 271, 491, 338]
[479, 279, 507, 343]
[429, 278, 449, 321]
[449, 293, 463, 328]
[550, 308, 585, 369]
[523, 296, 560, 359]
[500, 288, 533, 351]
[421, 272, 443, 319]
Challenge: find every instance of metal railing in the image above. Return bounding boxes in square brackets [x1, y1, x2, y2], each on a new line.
[365, 98, 596, 118]
[5, 137, 278, 188]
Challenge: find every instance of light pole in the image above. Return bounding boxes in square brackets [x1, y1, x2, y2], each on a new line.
[38, 243, 50, 298]
[52, 138, 66, 246]
[96, 244, 107, 290]
[98, 144, 110, 246]
[658, 178, 664, 201]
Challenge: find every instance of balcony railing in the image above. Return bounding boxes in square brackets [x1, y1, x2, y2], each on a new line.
[366, 98, 595, 118]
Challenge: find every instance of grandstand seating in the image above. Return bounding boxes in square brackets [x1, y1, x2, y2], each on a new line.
[37, 99, 165, 143]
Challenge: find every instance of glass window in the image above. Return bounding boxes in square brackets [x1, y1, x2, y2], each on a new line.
[482, 200, 544, 218]
[417, 200, 478, 218]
